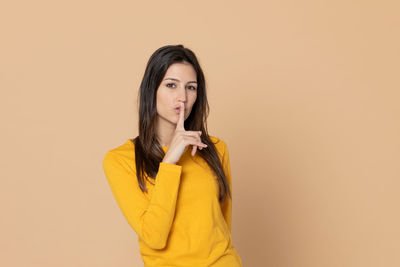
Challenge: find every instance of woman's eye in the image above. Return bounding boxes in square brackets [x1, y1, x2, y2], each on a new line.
[166, 83, 196, 90]
[166, 83, 175, 88]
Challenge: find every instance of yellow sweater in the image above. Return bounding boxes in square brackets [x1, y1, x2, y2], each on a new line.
[102, 136, 243, 267]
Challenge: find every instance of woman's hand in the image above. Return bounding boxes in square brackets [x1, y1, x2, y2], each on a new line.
[162, 102, 208, 164]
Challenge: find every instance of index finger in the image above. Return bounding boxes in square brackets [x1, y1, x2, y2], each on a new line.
[176, 102, 185, 130]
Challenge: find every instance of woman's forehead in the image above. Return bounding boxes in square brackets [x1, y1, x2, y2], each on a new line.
[164, 63, 197, 80]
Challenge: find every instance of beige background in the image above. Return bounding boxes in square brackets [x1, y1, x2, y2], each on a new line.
[1, 0, 399, 266]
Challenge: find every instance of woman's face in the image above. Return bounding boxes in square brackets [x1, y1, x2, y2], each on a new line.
[156, 62, 198, 128]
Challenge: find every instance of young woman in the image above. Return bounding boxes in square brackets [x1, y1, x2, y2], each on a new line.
[103, 44, 243, 266]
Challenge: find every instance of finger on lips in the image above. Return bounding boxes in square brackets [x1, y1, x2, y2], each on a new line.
[176, 102, 207, 155]
[176, 102, 185, 130]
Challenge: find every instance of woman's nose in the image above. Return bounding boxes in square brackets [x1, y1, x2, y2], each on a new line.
[177, 86, 187, 102]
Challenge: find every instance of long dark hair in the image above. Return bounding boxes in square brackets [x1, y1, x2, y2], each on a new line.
[131, 44, 231, 204]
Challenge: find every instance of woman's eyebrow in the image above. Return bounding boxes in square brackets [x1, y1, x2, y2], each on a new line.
[164, 77, 197, 84]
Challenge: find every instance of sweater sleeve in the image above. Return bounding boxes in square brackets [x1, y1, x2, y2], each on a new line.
[220, 142, 233, 234]
[102, 151, 182, 250]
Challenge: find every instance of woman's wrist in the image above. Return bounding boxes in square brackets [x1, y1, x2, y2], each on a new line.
[162, 157, 176, 165]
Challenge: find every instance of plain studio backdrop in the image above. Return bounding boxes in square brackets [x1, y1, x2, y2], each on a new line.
[1, 1, 399, 266]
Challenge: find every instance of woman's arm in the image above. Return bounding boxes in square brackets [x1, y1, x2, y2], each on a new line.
[220, 141, 233, 234]
[103, 151, 182, 250]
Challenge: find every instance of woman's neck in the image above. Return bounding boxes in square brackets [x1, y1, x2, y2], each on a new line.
[156, 116, 176, 147]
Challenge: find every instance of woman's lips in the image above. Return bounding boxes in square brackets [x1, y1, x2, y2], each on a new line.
[175, 108, 183, 113]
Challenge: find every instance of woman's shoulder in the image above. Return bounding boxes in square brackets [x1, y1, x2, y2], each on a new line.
[103, 139, 135, 167]
[106, 138, 135, 154]
[103, 136, 228, 163]
[209, 135, 228, 154]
